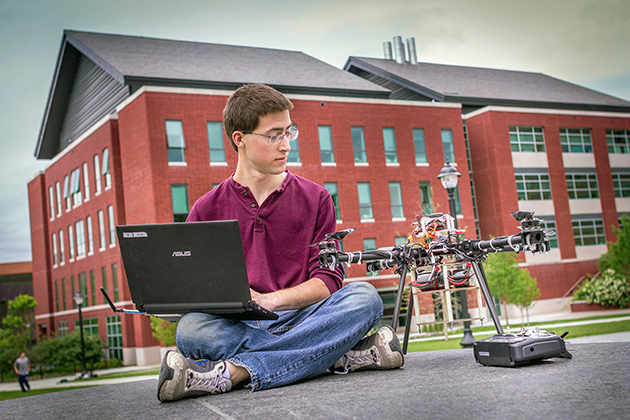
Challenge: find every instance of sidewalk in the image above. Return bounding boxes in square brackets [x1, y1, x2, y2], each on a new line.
[0, 364, 160, 392]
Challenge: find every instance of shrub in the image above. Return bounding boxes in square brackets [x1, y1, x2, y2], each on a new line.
[573, 269, 630, 308]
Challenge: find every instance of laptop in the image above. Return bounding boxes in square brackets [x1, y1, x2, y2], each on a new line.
[109, 220, 278, 320]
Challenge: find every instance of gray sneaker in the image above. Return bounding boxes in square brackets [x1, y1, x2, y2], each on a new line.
[331, 325, 404, 374]
[157, 351, 232, 401]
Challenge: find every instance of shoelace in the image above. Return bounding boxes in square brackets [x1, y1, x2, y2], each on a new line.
[186, 370, 229, 394]
[334, 348, 380, 375]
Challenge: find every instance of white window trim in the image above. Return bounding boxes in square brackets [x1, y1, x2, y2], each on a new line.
[354, 162, 369, 167]
[386, 162, 400, 167]
[360, 218, 376, 223]
[209, 162, 228, 167]
[287, 162, 303, 167]
[168, 161, 188, 167]
[321, 162, 337, 167]
[392, 217, 407, 222]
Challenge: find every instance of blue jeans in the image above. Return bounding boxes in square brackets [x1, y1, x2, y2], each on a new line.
[176, 282, 383, 391]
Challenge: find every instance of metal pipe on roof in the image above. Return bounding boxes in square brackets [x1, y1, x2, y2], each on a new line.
[383, 42, 393, 60]
[407, 37, 418, 65]
[393, 36, 406, 64]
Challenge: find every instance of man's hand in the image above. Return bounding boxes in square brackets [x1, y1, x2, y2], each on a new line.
[250, 278, 331, 312]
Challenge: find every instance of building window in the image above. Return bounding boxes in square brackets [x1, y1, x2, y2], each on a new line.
[566, 172, 599, 199]
[58, 320, 69, 338]
[90, 270, 96, 306]
[107, 205, 116, 247]
[352, 126, 367, 164]
[171, 185, 189, 222]
[560, 128, 592, 153]
[383, 128, 398, 164]
[207, 121, 226, 163]
[287, 124, 301, 164]
[395, 236, 407, 246]
[98, 210, 105, 250]
[106, 315, 123, 361]
[52, 233, 58, 267]
[363, 238, 378, 276]
[515, 172, 552, 200]
[48, 186, 55, 221]
[75, 220, 86, 258]
[102, 148, 112, 189]
[607, 129, 630, 154]
[68, 225, 75, 261]
[70, 167, 82, 207]
[357, 182, 374, 220]
[538, 218, 559, 249]
[54, 280, 60, 312]
[71, 276, 76, 309]
[510, 126, 545, 152]
[112, 263, 119, 302]
[389, 182, 404, 219]
[86, 216, 94, 255]
[61, 278, 67, 311]
[441, 129, 455, 163]
[78, 272, 88, 306]
[318, 125, 335, 163]
[75, 317, 99, 337]
[324, 183, 341, 221]
[573, 218, 606, 246]
[93, 154, 102, 195]
[419, 182, 433, 215]
[413, 128, 427, 164]
[612, 172, 630, 198]
[166, 120, 186, 162]
[55, 182, 62, 217]
[101, 266, 108, 295]
[59, 230, 65, 264]
[82, 162, 90, 201]
[63, 175, 70, 211]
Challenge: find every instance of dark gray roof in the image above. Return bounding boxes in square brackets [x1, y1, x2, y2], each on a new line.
[35, 31, 390, 159]
[345, 57, 630, 112]
[66, 31, 388, 96]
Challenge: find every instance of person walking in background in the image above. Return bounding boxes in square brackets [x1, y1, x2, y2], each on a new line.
[14, 352, 31, 392]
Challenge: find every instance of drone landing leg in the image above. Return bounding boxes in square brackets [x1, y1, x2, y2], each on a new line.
[402, 287, 414, 354]
[391, 264, 408, 336]
[470, 261, 504, 335]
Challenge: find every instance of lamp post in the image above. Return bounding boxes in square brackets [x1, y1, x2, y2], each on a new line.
[74, 289, 88, 378]
[437, 162, 476, 347]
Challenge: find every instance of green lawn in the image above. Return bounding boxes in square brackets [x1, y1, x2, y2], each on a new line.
[0, 386, 96, 402]
[406, 319, 630, 352]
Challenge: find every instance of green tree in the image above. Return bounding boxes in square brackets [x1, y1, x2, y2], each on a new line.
[0, 295, 37, 382]
[598, 215, 630, 280]
[484, 252, 539, 327]
[150, 316, 177, 347]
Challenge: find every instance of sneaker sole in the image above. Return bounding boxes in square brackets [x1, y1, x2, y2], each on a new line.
[378, 325, 404, 369]
[157, 351, 186, 402]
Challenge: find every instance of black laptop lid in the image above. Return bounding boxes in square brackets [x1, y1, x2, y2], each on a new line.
[116, 220, 253, 314]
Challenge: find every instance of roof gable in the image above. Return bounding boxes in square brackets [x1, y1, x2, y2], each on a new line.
[345, 57, 630, 112]
[36, 31, 390, 159]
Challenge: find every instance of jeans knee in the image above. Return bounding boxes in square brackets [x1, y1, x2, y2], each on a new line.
[343, 282, 383, 318]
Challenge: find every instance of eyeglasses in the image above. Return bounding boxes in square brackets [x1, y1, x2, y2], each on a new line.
[241, 128, 299, 145]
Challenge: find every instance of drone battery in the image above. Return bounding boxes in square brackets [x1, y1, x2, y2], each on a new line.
[473, 334, 569, 367]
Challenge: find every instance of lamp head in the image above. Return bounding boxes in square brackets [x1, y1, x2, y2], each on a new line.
[74, 289, 84, 306]
[437, 162, 461, 190]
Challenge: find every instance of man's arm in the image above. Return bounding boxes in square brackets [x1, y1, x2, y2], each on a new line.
[250, 278, 330, 312]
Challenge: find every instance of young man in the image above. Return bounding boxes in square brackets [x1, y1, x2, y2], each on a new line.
[157, 84, 403, 402]
[14, 352, 31, 392]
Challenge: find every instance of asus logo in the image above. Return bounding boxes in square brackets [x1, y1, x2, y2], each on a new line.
[172, 251, 191, 257]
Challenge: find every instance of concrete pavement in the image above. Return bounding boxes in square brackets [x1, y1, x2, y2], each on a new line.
[2, 342, 629, 420]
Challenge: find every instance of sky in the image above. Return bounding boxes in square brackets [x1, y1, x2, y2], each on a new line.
[0, 0, 629, 264]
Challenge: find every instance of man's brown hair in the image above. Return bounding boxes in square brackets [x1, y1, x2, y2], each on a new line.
[223, 84, 294, 152]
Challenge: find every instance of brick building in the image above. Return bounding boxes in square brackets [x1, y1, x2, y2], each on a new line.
[28, 31, 473, 365]
[346, 39, 630, 313]
[28, 31, 630, 365]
